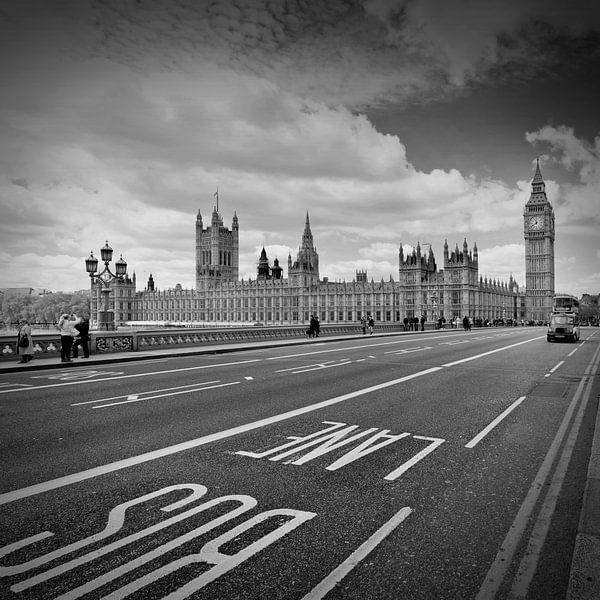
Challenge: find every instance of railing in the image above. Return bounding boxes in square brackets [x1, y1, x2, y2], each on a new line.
[0, 322, 414, 361]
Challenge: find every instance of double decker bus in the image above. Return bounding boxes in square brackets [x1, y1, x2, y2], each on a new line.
[552, 294, 580, 315]
[547, 294, 580, 342]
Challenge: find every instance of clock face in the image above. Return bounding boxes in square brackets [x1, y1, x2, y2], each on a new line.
[529, 215, 544, 231]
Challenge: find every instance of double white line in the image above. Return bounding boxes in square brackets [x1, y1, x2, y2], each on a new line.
[71, 381, 240, 409]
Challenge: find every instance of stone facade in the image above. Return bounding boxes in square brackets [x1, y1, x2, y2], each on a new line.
[94, 164, 561, 328]
[523, 160, 555, 322]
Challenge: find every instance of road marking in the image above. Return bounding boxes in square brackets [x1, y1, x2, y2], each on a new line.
[544, 360, 564, 377]
[0, 366, 442, 505]
[465, 396, 526, 448]
[292, 361, 353, 374]
[568, 348, 578, 357]
[300, 506, 413, 600]
[384, 436, 445, 480]
[93, 382, 240, 408]
[70, 381, 222, 406]
[509, 357, 597, 597]
[384, 346, 431, 355]
[0, 359, 261, 395]
[31, 370, 125, 381]
[0, 383, 32, 388]
[265, 332, 473, 360]
[475, 340, 600, 599]
[442, 336, 544, 367]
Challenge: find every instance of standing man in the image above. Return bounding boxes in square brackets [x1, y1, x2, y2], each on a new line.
[420, 314, 426, 331]
[360, 314, 367, 335]
[58, 313, 75, 363]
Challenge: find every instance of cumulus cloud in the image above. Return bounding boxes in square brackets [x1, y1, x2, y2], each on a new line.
[526, 126, 600, 224]
[0, 1, 598, 294]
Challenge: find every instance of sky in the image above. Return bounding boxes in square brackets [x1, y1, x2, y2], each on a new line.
[1, 0, 599, 297]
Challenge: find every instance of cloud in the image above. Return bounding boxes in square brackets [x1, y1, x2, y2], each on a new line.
[526, 125, 600, 224]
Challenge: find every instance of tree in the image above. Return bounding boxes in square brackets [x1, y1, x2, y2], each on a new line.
[0, 291, 90, 328]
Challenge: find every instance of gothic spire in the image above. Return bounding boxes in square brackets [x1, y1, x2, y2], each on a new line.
[302, 211, 314, 249]
[532, 157, 544, 184]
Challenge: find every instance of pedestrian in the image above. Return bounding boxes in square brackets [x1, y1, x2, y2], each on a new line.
[314, 315, 320, 337]
[17, 319, 34, 363]
[403, 316, 409, 331]
[462, 315, 470, 332]
[420, 314, 426, 331]
[368, 315, 374, 334]
[72, 313, 90, 358]
[308, 314, 317, 338]
[360, 314, 367, 335]
[58, 313, 76, 362]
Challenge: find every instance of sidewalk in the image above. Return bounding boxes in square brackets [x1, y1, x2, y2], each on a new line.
[2, 330, 599, 598]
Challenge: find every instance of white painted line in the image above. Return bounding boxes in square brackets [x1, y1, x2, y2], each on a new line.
[275, 361, 336, 373]
[0, 359, 261, 395]
[292, 361, 353, 374]
[70, 382, 221, 406]
[301, 507, 413, 600]
[509, 362, 598, 597]
[442, 336, 544, 367]
[244, 376, 253, 380]
[475, 341, 600, 599]
[568, 348, 578, 357]
[465, 397, 526, 449]
[549, 361, 564, 373]
[265, 333, 468, 361]
[384, 436, 445, 480]
[0, 383, 32, 388]
[92, 382, 240, 408]
[384, 347, 431, 355]
[0, 366, 443, 505]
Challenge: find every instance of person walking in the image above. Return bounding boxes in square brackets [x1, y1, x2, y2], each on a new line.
[16, 319, 34, 363]
[420, 314, 426, 331]
[314, 315, 320, 337]
[403, 316, 409, 331]
[360, 314, 367, 335]
[368, 315, 374, 334]
[462, 315, 470, 332]
[58, 313, 76, 362]
[72, 313, 90, 358]
[308, 314, 317, 338]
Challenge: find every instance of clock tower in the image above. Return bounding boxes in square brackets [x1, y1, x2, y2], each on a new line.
[524, 159, 555, 322]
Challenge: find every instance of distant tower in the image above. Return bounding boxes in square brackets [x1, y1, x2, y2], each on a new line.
[524, 159, 555, 321]
[195, 198, 239, 289]
[257, 247, 270, 279]
[288, 212, 320, 286]
[271, 257, 283, 279]
[147, 273, 155, 291]
[356, 270, 368, 283]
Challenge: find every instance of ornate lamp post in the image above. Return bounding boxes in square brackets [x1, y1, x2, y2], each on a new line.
[85, 241, 127, 331]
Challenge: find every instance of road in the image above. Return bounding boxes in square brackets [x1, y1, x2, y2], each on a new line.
[1, 327, 599, 599]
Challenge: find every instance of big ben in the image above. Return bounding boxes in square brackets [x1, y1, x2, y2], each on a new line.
[524, 159, 555, 322]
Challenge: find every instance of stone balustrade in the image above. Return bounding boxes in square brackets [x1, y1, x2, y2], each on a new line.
[0, 323, 413, 361]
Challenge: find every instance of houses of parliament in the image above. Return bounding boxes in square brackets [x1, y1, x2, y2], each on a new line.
[91, 162, 555, 327]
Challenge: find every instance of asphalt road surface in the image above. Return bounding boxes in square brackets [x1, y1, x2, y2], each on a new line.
[1, 327, 599, 600]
